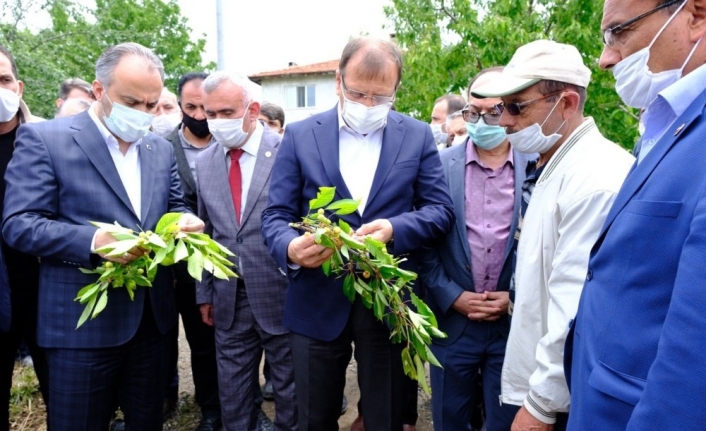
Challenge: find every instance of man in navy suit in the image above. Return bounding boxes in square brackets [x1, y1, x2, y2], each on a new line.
[566, 1, 706, 430]
[421, 67, 532, 431]
[2, 42, 202, 431]
[262, 37, 454, 431]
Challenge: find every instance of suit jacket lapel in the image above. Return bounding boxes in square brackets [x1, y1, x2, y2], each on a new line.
[313, 107, 352, 200]
[71, 111, 136, 218]
[598, 92, 705, 239]
[240, 134, 277, 227]
[366, 114, 405, 206]
[448, 145, 473, 264]
[139, 135, 157, 223]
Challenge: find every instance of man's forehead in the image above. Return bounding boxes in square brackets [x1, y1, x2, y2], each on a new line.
[0, 54, 14, 78]
[602, 0, 642, 29]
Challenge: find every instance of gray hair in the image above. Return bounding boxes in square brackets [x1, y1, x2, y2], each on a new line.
[202, 71, 260, 106]
[95, 42, 164, 88]
[339, 37, 403, 88]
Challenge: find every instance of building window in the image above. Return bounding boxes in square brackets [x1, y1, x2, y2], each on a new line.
[286, 85, 315, 108]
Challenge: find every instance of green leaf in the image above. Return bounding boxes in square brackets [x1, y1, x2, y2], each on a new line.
[308, 186, 336, 210]
[326, 198, 360, 215]
[75, 283, 98, 299]
[425, 346, 442, 368]
[343, 274, 356, 302]
[340, 244, 349, 260]
[187, 248, 204, 281]
[339, 232, 366, 250]
[92, 289, 109, 318]
[76, 295, 96, 329]
[97, 239, 140, 257]
[173, 239, 189, 263]
[411, 293, 438, 327]
[322, 260, 331, 276]
[338, 219, 352, 234]
[414, 354, 430, 394]
[156, 212, 184, 234]
[148, 233, 167, 248]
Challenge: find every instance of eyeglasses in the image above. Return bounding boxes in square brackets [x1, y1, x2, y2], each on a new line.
[602, 0, 680, 47]
[341, 77, 396, 106]
[462, 106, 502, 125]
[494, 91, 562, 116]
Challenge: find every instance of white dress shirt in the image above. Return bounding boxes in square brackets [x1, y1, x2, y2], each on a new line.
[337, 108, 383, 215]
[638, 63, 706, 163]
[88, 106, 142, 219]
[222, 121, 264, 224]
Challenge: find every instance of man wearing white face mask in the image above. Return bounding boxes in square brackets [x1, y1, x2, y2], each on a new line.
[195, 71, 296, 431]
[262, 37, 454, 431]
[421, 66, 536, 431]
[0, 45, 47, 431]
[567, 1, 706, 430]
[472, 40, 634, 431]
[2, 42, 203, 431]
[151, 88, 182, 137]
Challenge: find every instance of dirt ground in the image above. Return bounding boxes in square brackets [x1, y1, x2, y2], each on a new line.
[173, 319, 435, 431]
[8, 317, 434, 430]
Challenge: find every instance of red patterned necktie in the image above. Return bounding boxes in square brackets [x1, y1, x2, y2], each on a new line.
[229, 148, 244, 224]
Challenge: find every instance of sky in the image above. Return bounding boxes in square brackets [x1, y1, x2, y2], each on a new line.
[177, 0, 394, 75]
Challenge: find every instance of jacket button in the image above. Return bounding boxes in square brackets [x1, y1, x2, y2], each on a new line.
[586, 269, 593, 281]
[236, 237, 243, 244]
[465, 264, 471, 271]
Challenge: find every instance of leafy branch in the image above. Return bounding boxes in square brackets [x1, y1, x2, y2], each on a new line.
[74, 213, 236, 328]
[289, 187, 446, 392]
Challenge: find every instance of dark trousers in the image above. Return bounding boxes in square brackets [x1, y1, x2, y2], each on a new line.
[0, 276, 49, 431]
[46, 308, 171, 431]
[167, 272, 220, 413]
[430, 317, 519, 431]
[291, 298, 406, 431]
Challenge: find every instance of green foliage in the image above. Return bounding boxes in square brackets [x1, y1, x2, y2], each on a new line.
[386, 0, 640, 150]
[75, 213, 236, 328]
[0, 0, 214, 119]
[290, 186, 446, 391]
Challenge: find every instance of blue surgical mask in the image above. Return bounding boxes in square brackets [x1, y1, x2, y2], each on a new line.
[102, 94, 155, 142]
[466, 118, 507, 150]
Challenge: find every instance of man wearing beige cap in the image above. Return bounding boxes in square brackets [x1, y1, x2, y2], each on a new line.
[472, 40, 634, 431]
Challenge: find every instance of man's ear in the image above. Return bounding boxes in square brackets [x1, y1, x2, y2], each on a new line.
[16, 80, 23, 98]
[688, 0, 706, 41]
[560, 91, 581, 120]
[335, 69, 342, 97]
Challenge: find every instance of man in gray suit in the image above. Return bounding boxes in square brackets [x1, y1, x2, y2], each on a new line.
[195, 71, 296, 431]
[421, 67, 533, 431]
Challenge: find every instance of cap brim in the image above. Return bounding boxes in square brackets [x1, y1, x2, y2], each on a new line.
[471, 77, 541, 99]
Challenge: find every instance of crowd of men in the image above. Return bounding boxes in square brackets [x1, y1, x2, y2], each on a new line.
[2, 1, 706, 430]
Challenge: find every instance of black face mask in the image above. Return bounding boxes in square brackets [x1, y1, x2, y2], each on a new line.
[181, 110, 210, 139]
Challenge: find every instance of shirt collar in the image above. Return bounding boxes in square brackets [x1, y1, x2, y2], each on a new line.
[650, 63, 706, 120]
[222, 120, 264, 157]
[178, 124, 215, 149]
[465, 141, 514, 168]
[87, 104, 143, 148]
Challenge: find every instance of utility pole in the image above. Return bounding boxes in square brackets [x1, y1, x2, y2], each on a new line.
[216, 0, 225, 70]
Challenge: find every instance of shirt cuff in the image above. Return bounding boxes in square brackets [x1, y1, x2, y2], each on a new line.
[523, 392, 557, 425]
[90, 229, 99, 254]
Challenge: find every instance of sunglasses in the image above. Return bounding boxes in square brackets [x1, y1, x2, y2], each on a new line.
[494, 91, 563, 116]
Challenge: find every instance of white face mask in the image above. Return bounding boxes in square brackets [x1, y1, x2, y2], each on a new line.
[0, 87, 20, 123]
[102, 94, 155, 143]
[451, 134, 468, 146]
[151, 112, 181, 137]
[341, 97, 391, 135]
[613, 1, 699, 109]
[429, 123, 449, 144]
[208, 103, 252, 149]
[506, 96, 566, 154]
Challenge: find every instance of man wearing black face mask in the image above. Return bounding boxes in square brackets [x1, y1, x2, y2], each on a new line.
[161, 71, 222, 431]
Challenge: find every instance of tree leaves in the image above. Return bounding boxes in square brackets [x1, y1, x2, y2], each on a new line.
[289, 186, 446, 392]
[74, 213, 237, 328]
[385, 0, 640, 150]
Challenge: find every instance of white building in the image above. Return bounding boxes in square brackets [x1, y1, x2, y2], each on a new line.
[249, 60, 339, 126]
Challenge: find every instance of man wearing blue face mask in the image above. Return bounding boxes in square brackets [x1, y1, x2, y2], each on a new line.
[566, 1, 706, 430]
[471, 40, 634, 431]
[420, 66, 535, 431]
[262, 36, 454, 431]
[2, 42, 203, 431]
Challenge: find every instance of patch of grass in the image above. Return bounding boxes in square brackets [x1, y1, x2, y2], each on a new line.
[8, 364, 46, 431]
